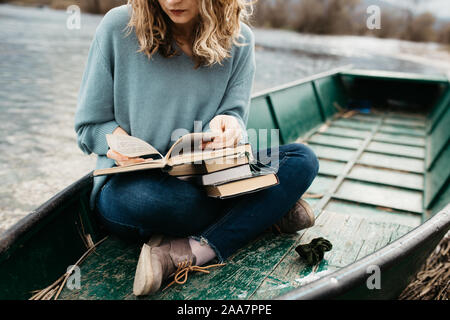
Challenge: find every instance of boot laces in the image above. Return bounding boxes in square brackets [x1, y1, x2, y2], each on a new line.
[163, 260, 225, 290]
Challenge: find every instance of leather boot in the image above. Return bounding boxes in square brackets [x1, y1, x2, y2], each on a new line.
[133, 236, 224, 296]
[274, 199, 315, 234]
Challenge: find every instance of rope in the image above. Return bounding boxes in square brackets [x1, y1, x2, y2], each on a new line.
[295, 237, 332, 266]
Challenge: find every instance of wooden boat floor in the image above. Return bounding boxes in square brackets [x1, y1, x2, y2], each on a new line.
[60, 110, 425, 300]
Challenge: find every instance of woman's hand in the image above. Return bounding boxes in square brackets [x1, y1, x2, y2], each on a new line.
[202, 115, 243, 150]
[106, 149, 147, 167]
[106, 126, 146, 166]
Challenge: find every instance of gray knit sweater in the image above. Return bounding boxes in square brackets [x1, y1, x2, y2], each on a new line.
[74, 5, 256, 209]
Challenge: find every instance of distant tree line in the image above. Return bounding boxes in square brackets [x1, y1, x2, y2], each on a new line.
[0, 0, 127, 14]
[2, 0, 449, 44]
[251, 0, 450, 44]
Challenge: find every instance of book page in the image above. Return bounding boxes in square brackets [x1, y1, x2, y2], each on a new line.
[168, 143, 251, 166]
[165, 132, 220, 160]
[106, 134, 162, 158]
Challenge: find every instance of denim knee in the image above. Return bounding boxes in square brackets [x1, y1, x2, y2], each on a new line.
[96, 211, 146, 243]
[287, 143, 320, 176]
[94, 196, 144, 243]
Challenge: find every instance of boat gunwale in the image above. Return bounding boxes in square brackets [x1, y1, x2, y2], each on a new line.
[340, 69, 450, 84]
[251, 66, 449, 100]
[251, 65, 353, 99]
[275, 204, 450, 300]
[0, 172, 93, 257]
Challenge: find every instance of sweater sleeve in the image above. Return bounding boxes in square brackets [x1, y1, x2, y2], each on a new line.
[74, 36, 119, 156]
[213, 25, 256, 141]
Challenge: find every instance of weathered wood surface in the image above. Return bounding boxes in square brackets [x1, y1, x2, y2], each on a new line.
[366, 141, 425, 159]
[358, 152, 424, 173]
[309, 134, 363, 149]
[321, 126, 372, 139]
[373, 132, 425, 147]
[59, 232, 300, 300]
[325, 200, 421, 228]
[347, 165, 423, 191]
[334, 180, 423, 213]
[249, 209, 414, 299]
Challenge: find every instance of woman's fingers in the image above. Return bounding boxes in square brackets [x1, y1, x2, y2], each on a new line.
[217, 129, 240, 147]
[107, 149, 146, 166]
[203, 115, 244, 150]
[107, 149, 129, 161]
[202, 128, 241, 150]
[115, 157, 146, 167]
[117, 158, 146, 166]
[209, 116, 225, 133]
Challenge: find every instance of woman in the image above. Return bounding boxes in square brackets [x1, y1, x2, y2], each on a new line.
[74, 0, 319, 296]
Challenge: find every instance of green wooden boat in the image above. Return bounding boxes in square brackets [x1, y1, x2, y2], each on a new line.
[1, 67, 449, 300]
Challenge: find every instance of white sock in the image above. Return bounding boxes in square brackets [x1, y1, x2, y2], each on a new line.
[189, 238, 216, 266]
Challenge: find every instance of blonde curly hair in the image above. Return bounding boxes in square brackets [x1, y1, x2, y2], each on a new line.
[125, 0, 255, 69]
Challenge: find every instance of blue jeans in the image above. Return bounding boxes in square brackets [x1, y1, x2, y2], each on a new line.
[95, 143, 319, 262]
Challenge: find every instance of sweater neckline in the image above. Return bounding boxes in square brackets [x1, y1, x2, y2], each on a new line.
[173, 40, 194, 63]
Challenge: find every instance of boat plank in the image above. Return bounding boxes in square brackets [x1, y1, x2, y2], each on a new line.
[313, 75, 347, 119]
[307, 175, 336, 195]
[383, 118, 426, 128]
[270, 83, 322, 143]
[386, 112, 426, 121]
[251, 258, 338, 299]
[347, 165, 424, 190]
[366, 141, 425, 159]
[424, 145, 450, 209]
[321, 126, 372, 139]
[334, 180, 423, 213]
[428, 179, 450, 215]
[373, 132, 425, 147]
[426, 107, 450, 169]
[355, 221, 413, 261]
[427, 89, 450, 133]
[358, 152, 424, 173]
[333, 119, 378, 131]
[309, 134, 363, 149]
[247, 96, 279, 148]
[318, 159, 347, 176]
[379, 124, 426, 137]
[349, 114, 382, 122]
[324, 200, 421, 228]
[309, 144, 356, 162]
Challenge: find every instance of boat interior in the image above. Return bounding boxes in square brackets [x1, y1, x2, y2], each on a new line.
[1, 68, 449, 300]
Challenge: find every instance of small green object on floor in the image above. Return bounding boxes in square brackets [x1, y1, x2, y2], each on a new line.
[295, 237, 333, 265]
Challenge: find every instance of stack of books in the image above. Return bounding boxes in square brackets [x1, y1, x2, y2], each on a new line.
[167, 147, 279, 199]
[94, 133, 279, 199]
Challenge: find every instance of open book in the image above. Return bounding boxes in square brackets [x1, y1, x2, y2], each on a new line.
[93, 133, 253, 176]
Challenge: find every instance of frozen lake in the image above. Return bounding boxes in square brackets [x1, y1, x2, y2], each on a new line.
[1, 4, 449, 233]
